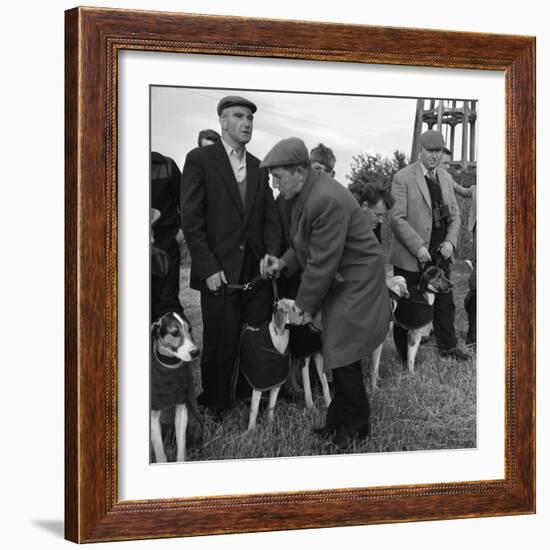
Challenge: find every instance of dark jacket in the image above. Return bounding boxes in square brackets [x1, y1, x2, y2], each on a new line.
[151, 152, 181, 251]
[181, 141, 282, 290]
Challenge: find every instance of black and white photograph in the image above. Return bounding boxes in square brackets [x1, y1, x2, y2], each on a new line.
[149, 86, 478, 463]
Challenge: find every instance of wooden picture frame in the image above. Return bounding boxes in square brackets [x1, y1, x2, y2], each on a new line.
[65, 6, 535, 543]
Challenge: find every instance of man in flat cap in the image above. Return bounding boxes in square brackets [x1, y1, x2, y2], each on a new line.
[181, 95, 282, 416]
[389, 129, 469, 361]
[275, 142, 337, 300]
[260, 137, 390, 449]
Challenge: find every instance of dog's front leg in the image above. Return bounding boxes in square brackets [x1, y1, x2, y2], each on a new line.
[150, 409, 167, 463]
[267, 386, 281, 422]
[371, 344, 383, 392]
[247, 389, 262, 431]
[174, 403, 188, 462]
[314, 354, 332, 406]
[407, 330, 422, 374]
[302, 357, 314, 408]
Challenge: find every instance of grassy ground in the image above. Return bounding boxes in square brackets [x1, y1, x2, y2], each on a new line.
[157, 260, 476, 462]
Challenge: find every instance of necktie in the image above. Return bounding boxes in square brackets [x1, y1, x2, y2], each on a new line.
[427, 170, 437, 183]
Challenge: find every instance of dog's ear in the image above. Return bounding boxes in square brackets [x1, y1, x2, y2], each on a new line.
[151, 319, 161, 338]
[387, 276, 409, 299]
[418, 267, 432, 294]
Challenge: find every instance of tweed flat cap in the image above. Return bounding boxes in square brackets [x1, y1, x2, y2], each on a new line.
[217, 95, 257, 115]
[419, 130, 446, 149]
[260, 137, 309, 168]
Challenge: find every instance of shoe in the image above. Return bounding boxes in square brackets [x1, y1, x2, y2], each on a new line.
[439, 347, 471, 361]
[330, 424, 370, 449]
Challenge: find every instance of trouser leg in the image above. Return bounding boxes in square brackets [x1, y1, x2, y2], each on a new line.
[152, 242, 183, 321]
[465, 261, 476, 344]
[327, 361, 370, 434]
[200, 290, 242, 410]
[465, 290, 477, 343]
[432, 260, 458, 352]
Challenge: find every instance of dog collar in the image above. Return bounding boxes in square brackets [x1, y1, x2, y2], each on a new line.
[153, 344, 184, 369]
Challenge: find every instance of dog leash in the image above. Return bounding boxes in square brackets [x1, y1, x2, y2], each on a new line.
[224, 274, 264, 292]
[271, 279, 279, 316]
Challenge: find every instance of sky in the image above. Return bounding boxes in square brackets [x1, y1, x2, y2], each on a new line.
[150, 86, 420, 184]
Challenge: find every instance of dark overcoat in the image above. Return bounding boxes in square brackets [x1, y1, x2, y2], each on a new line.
[180, 141, 282, 290]
[281, 169, 390, 371]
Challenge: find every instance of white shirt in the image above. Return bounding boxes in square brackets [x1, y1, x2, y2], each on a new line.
[221, 137, 247, 183]
[420, 161, 437, 180]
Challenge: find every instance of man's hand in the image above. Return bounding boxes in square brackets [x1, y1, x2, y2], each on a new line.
[290, 304, 313, 326]
[438, 241, 454, 260]
[205, 270, 227, 292]
[416, 245, 432, 264]
[260, 254, 285, 279]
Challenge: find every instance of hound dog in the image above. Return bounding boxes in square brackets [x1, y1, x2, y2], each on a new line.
[370, 275, 409, 391]
[370, 267, 452, 390]
[150, 312, 202, 462]
[234, 299, 298, 432]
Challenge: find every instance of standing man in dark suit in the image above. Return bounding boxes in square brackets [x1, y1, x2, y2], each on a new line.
[389, 130, 469, 361]
[181, 96, 282, 415]
[260, 138, 390, 449]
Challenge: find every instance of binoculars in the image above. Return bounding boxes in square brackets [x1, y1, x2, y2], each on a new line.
[433, 202, 452, 229]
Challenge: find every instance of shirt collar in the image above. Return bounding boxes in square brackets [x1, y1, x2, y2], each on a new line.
[221, 136, 246, 162]
[419, 160, 436, 177]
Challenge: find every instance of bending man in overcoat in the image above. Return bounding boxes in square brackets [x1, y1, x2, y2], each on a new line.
[181, 95, 282, 415]
[260, 137, 390, 449]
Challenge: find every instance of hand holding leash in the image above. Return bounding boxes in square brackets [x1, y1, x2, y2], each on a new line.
[205, 270, 227, 292]
[260, 254, 284, 279]
[416, 245, 432, 264]
[438, 241, 454, 260]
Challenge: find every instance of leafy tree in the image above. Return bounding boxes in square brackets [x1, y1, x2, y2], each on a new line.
[347, 150, 408, 203]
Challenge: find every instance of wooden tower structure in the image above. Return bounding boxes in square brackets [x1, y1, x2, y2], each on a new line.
[411, 99, 477, 169]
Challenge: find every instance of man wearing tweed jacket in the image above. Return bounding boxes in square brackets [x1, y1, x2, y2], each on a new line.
[389, 130, 469, 362]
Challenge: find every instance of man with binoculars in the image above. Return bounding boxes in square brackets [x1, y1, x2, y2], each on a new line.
[389, 130, 470, 362]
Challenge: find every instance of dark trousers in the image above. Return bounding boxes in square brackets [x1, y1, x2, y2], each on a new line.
[151, 242, 183, 321]
[199, 254, 273, 410]
[393, 261, 458, 361]
[326, 361, 370, 434]
[465, 262, 476, 344]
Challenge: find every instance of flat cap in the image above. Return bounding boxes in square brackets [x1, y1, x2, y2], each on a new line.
[217, 95, 257, 115]
[260, 137, 309, 168]
[419, 130, 446, 149]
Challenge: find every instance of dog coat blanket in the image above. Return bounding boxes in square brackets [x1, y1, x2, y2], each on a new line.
[235, 322, 289, 392]
[151, 344, 193, 410]
[393, 286, 434, 331]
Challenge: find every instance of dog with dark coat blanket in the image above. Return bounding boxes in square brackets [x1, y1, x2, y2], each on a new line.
[393, 265, 453, 373]
[233, 299, 298, 432]
[150, 312, 202, 462]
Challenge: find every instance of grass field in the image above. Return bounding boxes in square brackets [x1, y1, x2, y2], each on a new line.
[157, 259, 476, 462]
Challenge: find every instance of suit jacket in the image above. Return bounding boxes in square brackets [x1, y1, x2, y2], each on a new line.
[181, 141, 282, 290]
[389, 160, 460, 272]
[281, 169, 390, 370]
